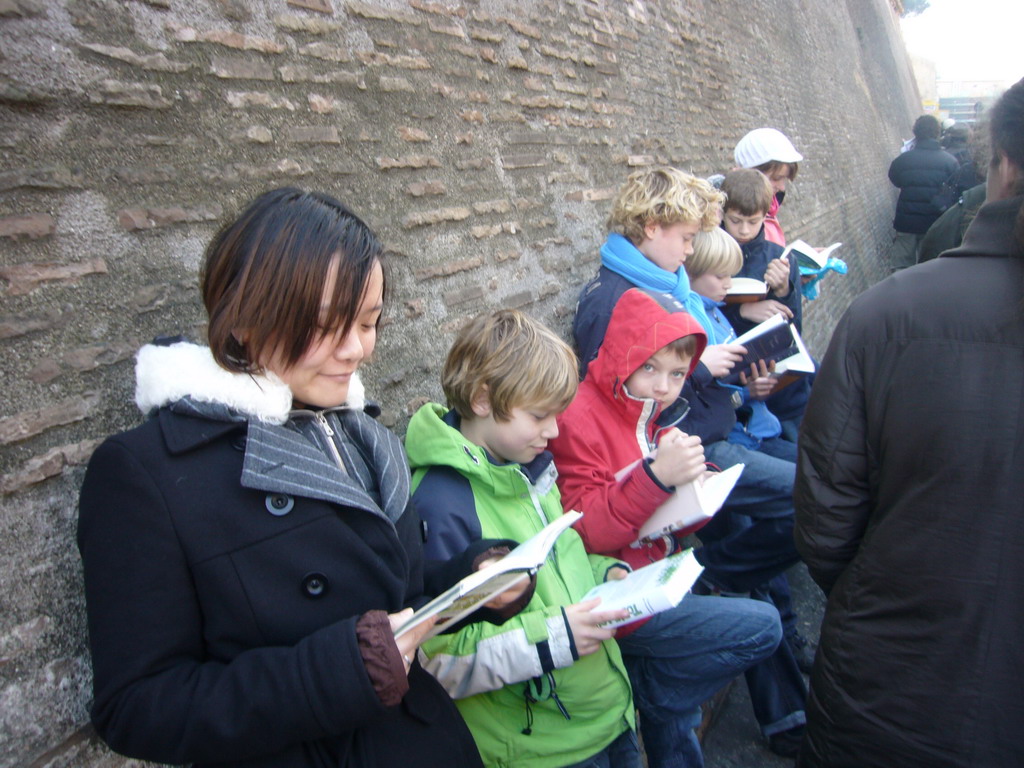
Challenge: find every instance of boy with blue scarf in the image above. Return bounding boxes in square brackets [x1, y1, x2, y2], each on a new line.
[573, 166, 743, 381]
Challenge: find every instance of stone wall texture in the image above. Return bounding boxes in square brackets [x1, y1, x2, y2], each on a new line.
[0, 0, 919, 764]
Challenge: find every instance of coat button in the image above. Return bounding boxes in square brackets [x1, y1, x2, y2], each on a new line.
[302, 572, 329, 598]
[265, 493, 294, 516]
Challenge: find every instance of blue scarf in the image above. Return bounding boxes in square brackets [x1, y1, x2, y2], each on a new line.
[600, 232, 713, 336]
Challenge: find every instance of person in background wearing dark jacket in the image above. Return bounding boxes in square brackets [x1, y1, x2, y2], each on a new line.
[794, 77, 1024, 768]
[77, 188, 518, 768]
[917, 181, 987, 263]
[886, 114, 959, 271]
[940, 122, 983, 195]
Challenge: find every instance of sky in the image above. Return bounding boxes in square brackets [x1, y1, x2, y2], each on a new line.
[899, 0, 1023, 85]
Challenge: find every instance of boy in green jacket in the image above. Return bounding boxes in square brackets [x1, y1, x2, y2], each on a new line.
[406, 309, 639, 768]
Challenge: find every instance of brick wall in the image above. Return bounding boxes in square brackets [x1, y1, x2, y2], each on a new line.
[0, 0, 919, 764]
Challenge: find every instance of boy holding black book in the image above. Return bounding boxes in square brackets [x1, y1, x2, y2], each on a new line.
[683, 228, 809, 757]
[719, 168, 811, 442]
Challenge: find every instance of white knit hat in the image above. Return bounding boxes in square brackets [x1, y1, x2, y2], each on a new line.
[734, 128, 803, 169]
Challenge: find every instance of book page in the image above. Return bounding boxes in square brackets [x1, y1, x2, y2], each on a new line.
[635, 463, 745, 543]
[772, 322, 814, 377]
[782, 239, 842, 270]
[583, 549, 704, 628]
[725, 277, 768, 304]
[393, 510, 583, 640]
[395, 571, 531, 641]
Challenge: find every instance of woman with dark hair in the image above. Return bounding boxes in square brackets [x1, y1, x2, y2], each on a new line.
[794, 77, 1024, 768]
[77, 188, 508, 767]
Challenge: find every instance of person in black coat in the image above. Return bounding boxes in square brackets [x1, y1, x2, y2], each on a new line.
[941, 122, 983, 195]
[886, 114, 959, 271]
[77, 188, 519, 767]
[794, 78, 1024, 768]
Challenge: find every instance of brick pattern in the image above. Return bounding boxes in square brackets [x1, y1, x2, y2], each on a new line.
[0, 0, 921, 763]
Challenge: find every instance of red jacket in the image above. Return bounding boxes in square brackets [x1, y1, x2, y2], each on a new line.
[551, 289, 707, 575]
[764, 194, 786, 246]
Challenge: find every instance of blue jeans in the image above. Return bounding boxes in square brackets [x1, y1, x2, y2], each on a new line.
[743, 584, 807, 737]
[560, 728, 642, 768]
[616, 594, 782, 768]
[694, 438, 800, 593]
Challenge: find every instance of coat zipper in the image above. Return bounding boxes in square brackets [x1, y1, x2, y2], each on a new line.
[313, 411, 347, 475]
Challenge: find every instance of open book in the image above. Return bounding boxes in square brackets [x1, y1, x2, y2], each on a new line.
[721, 313, 815, 386]
[724, 277, 768, 304]
[781, 239, 842, 271]
[394, 510, 583, 641]
[583, 549, 705, 629]
[614, 461, 744, 543]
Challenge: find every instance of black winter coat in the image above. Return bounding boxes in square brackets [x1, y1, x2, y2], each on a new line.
[887, 138, 960, 234]
[794, 196, 1024, 768]
[78, 403, 485, 768]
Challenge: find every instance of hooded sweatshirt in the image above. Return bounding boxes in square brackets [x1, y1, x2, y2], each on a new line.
[549, 288, 708, 577]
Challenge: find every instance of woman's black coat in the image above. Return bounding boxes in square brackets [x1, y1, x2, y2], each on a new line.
[78, 404, 484, 768]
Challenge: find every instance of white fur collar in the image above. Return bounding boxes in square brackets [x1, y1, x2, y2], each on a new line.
[134, 341, 366, 424]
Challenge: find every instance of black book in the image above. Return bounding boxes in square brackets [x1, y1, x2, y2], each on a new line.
[720, 314, 814, 385]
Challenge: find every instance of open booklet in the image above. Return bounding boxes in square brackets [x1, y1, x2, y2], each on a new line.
[614, 461, 744, 544]
[583, 548, 705, 629]
[724, 277, 768, 304]
[781, 239, 842, 271]
[394, 510, 583, 641]
[721, 313, 815, 386]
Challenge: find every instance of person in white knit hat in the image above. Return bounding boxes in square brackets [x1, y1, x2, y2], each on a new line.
[733, 128, 804, 246]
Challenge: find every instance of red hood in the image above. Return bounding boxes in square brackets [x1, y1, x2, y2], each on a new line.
[586, 288, 708, 403]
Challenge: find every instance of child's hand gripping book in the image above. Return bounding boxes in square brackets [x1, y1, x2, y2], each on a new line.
[394, 510, 583, 641]
[582, 549, 705, 628]
[720, 313, 815, 387]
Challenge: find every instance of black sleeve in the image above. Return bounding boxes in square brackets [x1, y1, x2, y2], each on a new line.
[77, 439, 388, 765]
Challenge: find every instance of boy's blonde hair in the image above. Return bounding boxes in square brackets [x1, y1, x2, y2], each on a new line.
[686, 228, 743, 279]
[720, 169, 774, 217]
[607, 166, 724, 245]
[443, 309, 578, 422]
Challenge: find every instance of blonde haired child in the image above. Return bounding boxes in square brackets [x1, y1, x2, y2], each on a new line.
[573, 165, 736, 378]
[682, 227, 810, 758]
[406, 309, 641, 768]
[607, 166, 723, 245]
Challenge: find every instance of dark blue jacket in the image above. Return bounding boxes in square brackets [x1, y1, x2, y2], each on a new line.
[573, 266, 634, 378]
[888, 139, 960, 234]
[721, 226, 802, 334]
[722, 226, 811, 423]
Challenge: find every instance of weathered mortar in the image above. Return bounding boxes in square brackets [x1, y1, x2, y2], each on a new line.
[0, 0, 918, 763]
